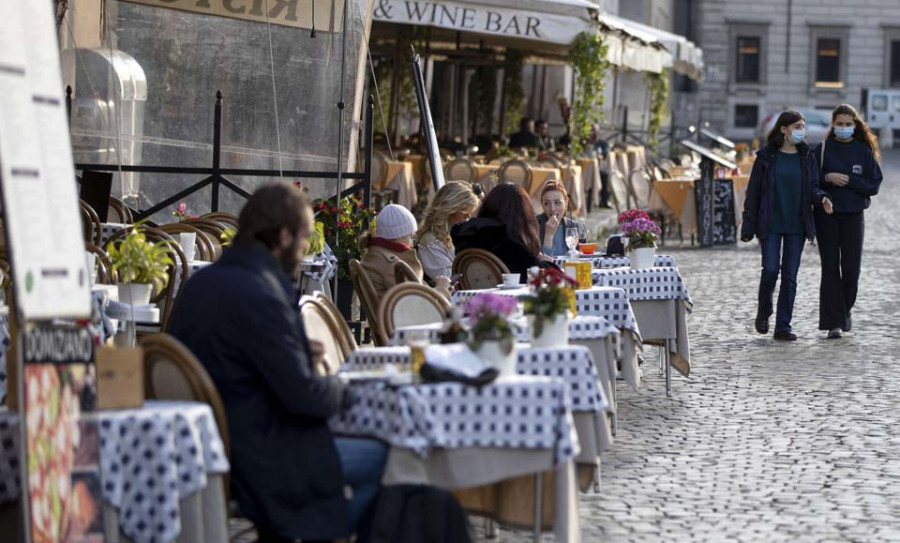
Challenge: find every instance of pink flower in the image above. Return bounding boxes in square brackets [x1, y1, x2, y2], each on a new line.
[618, 209, 650, 224]
[465, 292, 518, 320]
[176, 202, 187, 214]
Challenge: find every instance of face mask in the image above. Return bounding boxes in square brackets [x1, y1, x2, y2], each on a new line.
[789, 129, 806, 144]
[834, 126, 855, 139]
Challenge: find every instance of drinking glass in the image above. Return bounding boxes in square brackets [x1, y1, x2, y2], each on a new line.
[565, 227, 579, 256]
[407, 330, 431, 378]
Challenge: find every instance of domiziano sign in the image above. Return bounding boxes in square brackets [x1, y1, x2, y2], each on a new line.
[119, 0, 344, 32]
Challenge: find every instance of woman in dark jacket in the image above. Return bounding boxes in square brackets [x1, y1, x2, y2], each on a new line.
[741, 110, 833, 340]
[451, 183, 551, 279]
[811, 104, 883, 338]
[536, 180, 584, 257]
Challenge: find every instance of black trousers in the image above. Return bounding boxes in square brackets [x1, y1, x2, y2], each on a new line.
[814, 210, 865, 331]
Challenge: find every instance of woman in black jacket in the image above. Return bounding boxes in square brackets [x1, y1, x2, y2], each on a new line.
[741, 110, 833, 340]
[451, 183, 552, 280]
[811, 104, 883, 338]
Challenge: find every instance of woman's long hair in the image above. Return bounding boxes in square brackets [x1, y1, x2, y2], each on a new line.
[478, 183, 541, 256]
[416, 181, 479, 247]
[826, 103, 881, 163]
[766, 110, 808, 153]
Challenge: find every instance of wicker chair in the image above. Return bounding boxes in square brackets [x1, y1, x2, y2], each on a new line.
[349, 259, 388, 346]
[378, 283, 451, 339]
[156, 223, 217, 262]
[452, 248, 510, 290]
[107, 196, 133, 224]
[497, 160, 533, 194]
[392, 260, 421, 285]
[85, 242, 117, 284]
[299, 296, 348, 375]
[444, 158, 477, 184]
[200, 212, 239, 229]
[313, 291, 358, 360]
[79, 200, 103, 246]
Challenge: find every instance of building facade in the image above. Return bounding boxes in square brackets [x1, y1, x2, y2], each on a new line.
[694, 0, 900, 142]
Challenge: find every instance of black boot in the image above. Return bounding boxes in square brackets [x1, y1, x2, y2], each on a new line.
[754, 313, 769, 334]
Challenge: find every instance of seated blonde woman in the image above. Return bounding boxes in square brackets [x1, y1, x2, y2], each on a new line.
[415, 181, 480, 282]
[360, 204, 451, 303]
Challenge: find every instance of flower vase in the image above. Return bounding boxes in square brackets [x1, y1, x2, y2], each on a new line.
[473, 340, 517, 378]
[630, 247, 656, 270]
[529, 314, 569, 348]
[117, 283, 153, 306]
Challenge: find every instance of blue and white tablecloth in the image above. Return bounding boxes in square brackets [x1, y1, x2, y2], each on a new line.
[592, 266, 693, 312]
[555, 253, 677, 269]
[303, 243, 338, 283]
[390, 315, 620, 346]
[0, 401, 230, 543]
[330, 376, 579, 465]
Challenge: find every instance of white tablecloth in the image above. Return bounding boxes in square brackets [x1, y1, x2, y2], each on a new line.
[555, 253, 677, 269]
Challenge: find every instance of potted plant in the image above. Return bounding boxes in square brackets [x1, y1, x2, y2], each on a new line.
[465, 293, 519, 378]
[106, 227, 173, 305]
[523, 267, 576, 347]
[305, 220, 325, 260]
[619, 209, 661, 270]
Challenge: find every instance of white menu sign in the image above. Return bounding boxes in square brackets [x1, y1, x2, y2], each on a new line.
[0, 0, 91, 319]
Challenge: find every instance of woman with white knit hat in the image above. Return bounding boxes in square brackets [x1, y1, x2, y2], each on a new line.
[360, 204, 451, 302]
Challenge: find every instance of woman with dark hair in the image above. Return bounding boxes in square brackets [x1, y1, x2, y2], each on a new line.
[451, 183, 551, 279]
[811, 104, 883, 339]
[741, 110, 834, 341]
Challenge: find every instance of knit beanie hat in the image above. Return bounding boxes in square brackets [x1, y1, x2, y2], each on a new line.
[375, 204, 418, 239]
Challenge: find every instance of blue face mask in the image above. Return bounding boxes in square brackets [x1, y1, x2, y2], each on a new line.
[789, 129, 806, 144]
[834, 126, 855, 139]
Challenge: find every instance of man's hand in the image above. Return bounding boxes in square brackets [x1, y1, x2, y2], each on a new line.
[434, 275, 452, 293]
[309, 340, 328, 374]
[823, 197, 834, 215]
[825, 173, 850, 187]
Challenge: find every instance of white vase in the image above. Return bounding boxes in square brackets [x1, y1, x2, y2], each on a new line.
[117, 283, 153, 306]
[630, 247, 656, 270]
[473, 340, 517, 378]
[529, 314, 569, 348]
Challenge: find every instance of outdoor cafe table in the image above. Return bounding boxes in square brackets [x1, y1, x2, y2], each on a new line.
[389, 317, 621, 433]
[376, 159, 417, 210]
[330, 374, 582, 542]
[0, 401, 230, 543]
[555, 253, 677, 270]
[451, 287, 643, 389]
[592, 266, 693, 394]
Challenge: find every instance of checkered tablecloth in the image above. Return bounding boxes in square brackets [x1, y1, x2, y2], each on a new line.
[330, 376, 579, 465]
[592, 266, 693, 312]
[342, 345, 609, 415]
[0, 401, 230, 543]
[555, 254, 677, 269]
[303, 243, 338, 283]
[0, 411, 19, 505]
[391, 315, 620, 346]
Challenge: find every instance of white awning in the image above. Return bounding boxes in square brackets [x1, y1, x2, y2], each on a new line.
[596, 13, 704, 80]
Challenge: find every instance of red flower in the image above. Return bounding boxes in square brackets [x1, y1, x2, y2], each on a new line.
[331, 206, 339, 213]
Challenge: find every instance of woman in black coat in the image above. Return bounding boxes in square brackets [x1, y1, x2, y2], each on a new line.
[811, 104, 883, 338]
[741, 110, 833, 340]
[451, 183, 552, 280]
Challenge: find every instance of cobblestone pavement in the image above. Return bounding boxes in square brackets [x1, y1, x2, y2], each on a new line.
[485, 150, 900, 543]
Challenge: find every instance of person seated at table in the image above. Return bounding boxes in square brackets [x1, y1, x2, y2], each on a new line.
[168, 183, 387, 543]
[360, 203, 452, 302]
[508, 117, 542, 150]
[415, 181, 480, 282]
[589, 124, 612, 209]
[535, 119, 555, 151]
[536, 181, 584, 257]
[451, 183, 554, 280]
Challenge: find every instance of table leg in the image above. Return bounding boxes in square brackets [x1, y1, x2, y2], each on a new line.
[665, 339, 672, 398]
[485, 518, 498, 539]
[533, 473, 543, 543]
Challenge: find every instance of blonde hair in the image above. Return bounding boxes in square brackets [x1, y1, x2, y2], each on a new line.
[416, 181, 479, 247]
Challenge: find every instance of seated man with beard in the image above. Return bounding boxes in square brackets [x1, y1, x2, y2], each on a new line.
[169, 183, 386, 543]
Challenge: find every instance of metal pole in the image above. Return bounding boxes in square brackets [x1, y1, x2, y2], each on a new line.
[364, 95, 374, 210]
[333, 0, 350, 306]
[212, 90, 223, 212]
[65, 85, 73, 128]
[533, 473, 543, 543]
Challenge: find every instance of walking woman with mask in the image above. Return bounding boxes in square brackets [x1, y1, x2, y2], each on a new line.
[741, 110, 834, 340]
[812, 104, 883, 339]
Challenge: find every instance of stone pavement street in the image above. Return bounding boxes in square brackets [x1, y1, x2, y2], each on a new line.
[492, 149, 900, 543]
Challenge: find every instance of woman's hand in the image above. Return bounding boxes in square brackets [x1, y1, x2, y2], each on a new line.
[545, 213, 561, 238]
[825, 172, 850, 187]
[822, 197, 834, 215]
[537, 253, 554, 263]
[434, 275, 452, 293]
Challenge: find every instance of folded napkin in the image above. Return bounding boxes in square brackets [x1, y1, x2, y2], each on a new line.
[421, 344, 498, 386]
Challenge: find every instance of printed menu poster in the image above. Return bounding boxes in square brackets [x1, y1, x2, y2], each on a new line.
[22, 324, 103, 543]
[0, 0, 92, 319]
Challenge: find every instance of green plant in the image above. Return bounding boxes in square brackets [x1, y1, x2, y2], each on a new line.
[106, 227, 173, 294]
[314, 195, 377, 280]
[570, 32, 610, 156]
[502, 49, 525, 135]
[645, 69, 670, 151]
[307, 221, 325, 256]
[220, 227, 235, 247]
[373, 27, 423, 136]
[471, 65, 498, 134]
[522, 267, 576, 336]
[464, 292, 518, 353]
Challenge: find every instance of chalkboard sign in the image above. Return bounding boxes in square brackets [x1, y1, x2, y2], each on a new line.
[695, 161, 715, 247]
[713, 179, 737, 244]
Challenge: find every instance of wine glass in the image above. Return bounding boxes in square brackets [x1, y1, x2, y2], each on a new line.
[565, 227, 579, 257]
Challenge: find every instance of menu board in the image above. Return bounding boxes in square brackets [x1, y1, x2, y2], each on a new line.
[713, 179, 737, 244]
[0, 0, 91, 320]
[22, 324, 104, 543]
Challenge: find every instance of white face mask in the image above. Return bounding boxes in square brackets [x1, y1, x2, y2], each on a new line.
[789, 129, 806, 144]
[834, 126, 855, 139]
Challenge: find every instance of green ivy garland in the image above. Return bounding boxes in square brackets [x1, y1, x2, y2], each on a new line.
[645, 69, 670, 150]
[502, 49, 525, 135]
[569, 31, 610, 156]
[373, 28, 422, 135]
[471, 65, 498, 135]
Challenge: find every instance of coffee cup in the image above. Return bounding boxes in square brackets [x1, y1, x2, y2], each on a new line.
[502, 273, 521, 287]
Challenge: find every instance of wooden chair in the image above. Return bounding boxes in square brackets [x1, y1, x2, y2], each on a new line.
[393, 260, 421, 285]
[349, 259, 388, 346]
[444, 158, 477, 184]
[139, 333, 230, 494]
[200, 212, 239, 229]
[378, 283, 451, 339]
[107, 196, 134, 224]
[371, 151, 396, 209]
[79, 200, 103, 246]
[313, 291, 358, 360]
[452, 248, 510, 290]
[156, 223, 217, 262]
[299, 296, 348, 375]
[106, 226, 189, 332]
[497, 160, 533, 194]
[183, 218, 228, 259]
[85, 242, 117, 284]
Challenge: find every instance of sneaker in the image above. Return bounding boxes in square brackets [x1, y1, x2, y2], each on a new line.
[827, 328, 842, 339]
[754, 313, 769, 334]
[773, 331, 797, 341]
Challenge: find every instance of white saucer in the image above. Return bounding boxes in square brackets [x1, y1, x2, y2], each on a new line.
[496, 284, 524, 290]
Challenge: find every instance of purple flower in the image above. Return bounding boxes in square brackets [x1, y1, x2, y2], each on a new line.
[465, 292, 518, 320]
[621, 218, 661, 236]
